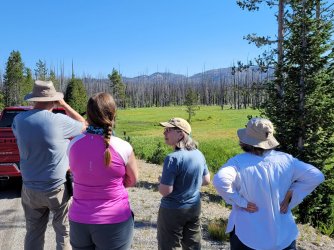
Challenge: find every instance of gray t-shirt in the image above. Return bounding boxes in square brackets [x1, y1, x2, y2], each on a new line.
[12, 109, 82, 191]
[160, 149, 209, 209]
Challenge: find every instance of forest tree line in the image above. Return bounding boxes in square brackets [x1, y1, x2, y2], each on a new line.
[0, 53, 272, 111]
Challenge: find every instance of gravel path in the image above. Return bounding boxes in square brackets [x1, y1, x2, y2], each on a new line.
[130, 160, 334, 250]
[1, 159, 332, 250]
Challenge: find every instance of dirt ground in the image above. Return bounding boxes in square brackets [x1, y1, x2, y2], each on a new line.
[129, 159, 334, 250]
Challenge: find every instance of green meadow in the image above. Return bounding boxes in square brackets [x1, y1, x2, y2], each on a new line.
[115, 106, 259, 173]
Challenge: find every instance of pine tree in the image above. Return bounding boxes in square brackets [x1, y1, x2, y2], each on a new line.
[108, 68, 127, 108]
[237, 0, 285, 102]
[0, 72, 4, 110]
[64, 78, 88, 115]
[49, 69, 60, 91]
[34, 59, 48, 80]
[263, 0, 334, 227]
[184, 88, 199, 123]
[3, 51, 25, 106]
[238, 0, 334, 228]
[21, 68, 34, 105]
[0, 92, 4, 111]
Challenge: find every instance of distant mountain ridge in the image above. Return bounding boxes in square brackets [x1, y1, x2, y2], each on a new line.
[122, 66, 273, 84]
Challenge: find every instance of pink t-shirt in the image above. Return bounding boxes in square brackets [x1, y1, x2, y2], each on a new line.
[68, 133, 133, 224]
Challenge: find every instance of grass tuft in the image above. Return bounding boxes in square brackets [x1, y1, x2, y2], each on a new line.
[207, 218, 229, 241]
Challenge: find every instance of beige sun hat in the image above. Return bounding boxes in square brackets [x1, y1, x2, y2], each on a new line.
[160, 117, 191, 134]
[24, 80, 64, 102]
[237, 118, 279, 150]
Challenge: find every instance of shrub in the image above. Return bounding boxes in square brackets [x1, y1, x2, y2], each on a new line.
[148, 142, 169, 164]
[207, 218, 229, 241]
[318, 221, 334, 237]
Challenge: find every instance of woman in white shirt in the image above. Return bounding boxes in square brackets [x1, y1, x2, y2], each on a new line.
[213, 118, 324, 250]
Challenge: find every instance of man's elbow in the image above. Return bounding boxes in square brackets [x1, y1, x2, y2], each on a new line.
[159, 190, 167, 197]
[158, 184, 173, 197]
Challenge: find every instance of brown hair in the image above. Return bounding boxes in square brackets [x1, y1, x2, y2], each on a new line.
[87, 92, 116, 167]
[239, 142, 266, 156]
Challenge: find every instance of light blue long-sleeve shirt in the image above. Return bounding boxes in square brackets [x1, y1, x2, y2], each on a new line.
[213, 150, 324, 250]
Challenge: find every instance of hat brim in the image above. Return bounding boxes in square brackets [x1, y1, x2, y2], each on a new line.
[237, 128, 279, 150]
[24, 92, 64, 102]
[159, 122, 176, 128]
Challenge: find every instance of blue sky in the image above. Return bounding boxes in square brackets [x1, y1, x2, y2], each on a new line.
[1, 0, 277, 78]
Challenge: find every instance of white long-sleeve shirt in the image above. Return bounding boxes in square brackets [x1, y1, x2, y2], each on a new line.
[213, 150, 324, 250]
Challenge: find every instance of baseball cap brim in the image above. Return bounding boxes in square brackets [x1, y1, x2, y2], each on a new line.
[159, 122, 176, 128]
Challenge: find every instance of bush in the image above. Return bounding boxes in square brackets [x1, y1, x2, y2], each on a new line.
[318, 221, 334, 237]
[147, 142, 169, 164]
[199, 139, 241, 173]
[207, 218, 229, 241]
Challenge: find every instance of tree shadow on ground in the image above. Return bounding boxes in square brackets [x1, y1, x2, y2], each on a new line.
[200, 191, 223, 203]
[134, 220, 157, 229]
[136, 181, 224, 204]
[136, 181, 159, 192]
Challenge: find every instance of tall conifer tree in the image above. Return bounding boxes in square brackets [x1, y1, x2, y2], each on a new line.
[21, 68, 34, 105]
[64, 78, 87, 115]
[238, 0, 334, 228]
[3, 51, 24, 106]
[34, 59, 48, 80]
[49, 69, 60, 91]
[263, 0, 334, 227]
[108, 68, 127, 108]
[184, 88, 199, 123]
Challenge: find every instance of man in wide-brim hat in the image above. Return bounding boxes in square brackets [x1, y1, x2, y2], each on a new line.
[213, 118, 324, 250]
[12, 80, 86, 250]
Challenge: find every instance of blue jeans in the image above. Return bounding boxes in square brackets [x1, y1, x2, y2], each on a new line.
[230, 228, 296, 250]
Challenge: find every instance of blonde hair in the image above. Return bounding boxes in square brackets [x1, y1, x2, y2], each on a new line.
[87, 92, 116, 167]
[176, 132, 198, 150]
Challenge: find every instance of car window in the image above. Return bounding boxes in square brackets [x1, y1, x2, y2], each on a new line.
[0, 109, 66, 128]
[0, 110, 25, 128]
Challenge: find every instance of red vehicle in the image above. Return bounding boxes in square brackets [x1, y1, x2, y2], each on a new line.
[0, 106, 66, 183]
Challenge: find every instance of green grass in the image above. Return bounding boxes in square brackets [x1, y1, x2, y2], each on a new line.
[114, 105, 259, 172]
[207, 218, 230, 241]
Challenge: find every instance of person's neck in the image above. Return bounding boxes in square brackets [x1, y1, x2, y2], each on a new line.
[33, 102, 54, 111]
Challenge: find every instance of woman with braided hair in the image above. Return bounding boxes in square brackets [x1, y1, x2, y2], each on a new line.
[67, 92, 138, 250]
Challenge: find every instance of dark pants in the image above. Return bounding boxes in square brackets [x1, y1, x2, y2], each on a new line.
[70, 215, 134, 250]
[157, 203, 201, 250]
[230, 228, 296, 250]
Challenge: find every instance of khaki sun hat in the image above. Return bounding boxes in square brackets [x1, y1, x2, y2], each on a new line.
[24, 80, 64, 102]
[237, 118, 279, 150]
[160, 117, 191, 134]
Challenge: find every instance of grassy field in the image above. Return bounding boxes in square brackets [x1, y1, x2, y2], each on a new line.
[115, 106, 259, 173]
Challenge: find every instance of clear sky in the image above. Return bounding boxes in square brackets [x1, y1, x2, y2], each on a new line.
[0, 0, 277, 78]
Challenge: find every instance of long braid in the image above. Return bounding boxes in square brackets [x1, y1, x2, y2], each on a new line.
[103, 125, 113, 167]
[87, 92, 116, 167]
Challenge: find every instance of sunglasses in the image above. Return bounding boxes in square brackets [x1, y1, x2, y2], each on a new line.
[164, 127, 182, 133]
